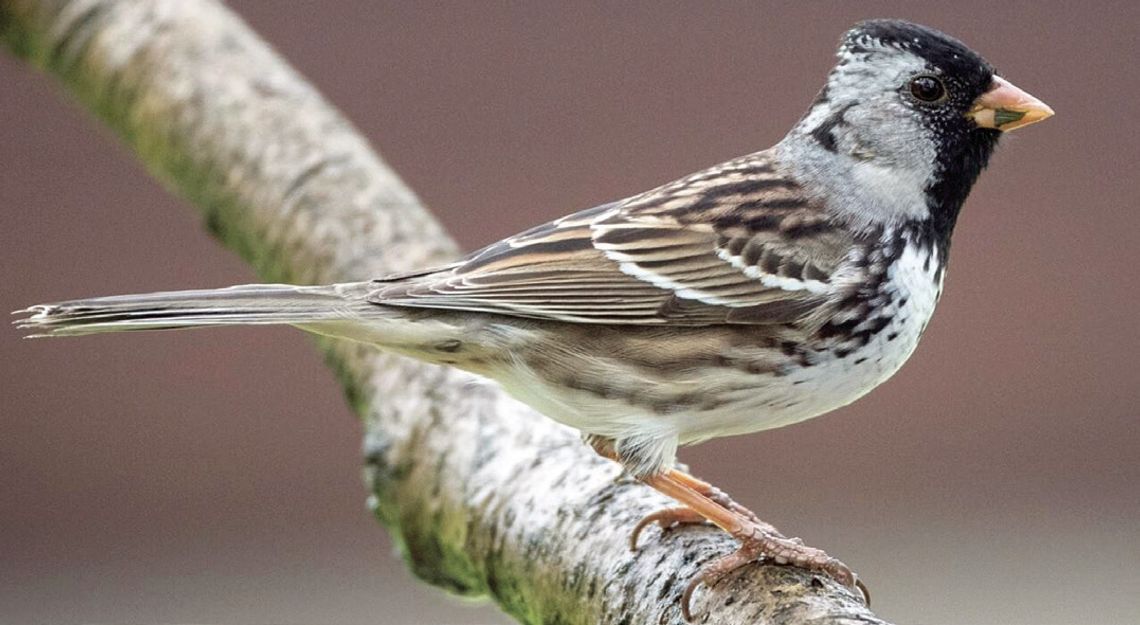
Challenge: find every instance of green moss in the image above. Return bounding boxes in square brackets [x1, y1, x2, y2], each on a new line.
[0, 7, 35, 60]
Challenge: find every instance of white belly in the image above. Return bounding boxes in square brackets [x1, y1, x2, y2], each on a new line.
[488, 244, 943, 453]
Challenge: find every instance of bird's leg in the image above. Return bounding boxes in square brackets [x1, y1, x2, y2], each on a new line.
[640, 471, 865, 621]
[629, 468, 783, 549]
[584, 435, 864, 618]
[667, 468, 770, 527]
[585, 434, 775, 540]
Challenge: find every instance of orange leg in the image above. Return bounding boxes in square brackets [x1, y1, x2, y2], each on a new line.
[629, 468, 783, 549]
[640, 471, 864, 621]
[668, 468, 772, 528]
[586, 438, 864, 620]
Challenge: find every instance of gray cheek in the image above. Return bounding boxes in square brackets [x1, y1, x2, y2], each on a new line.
[843, 102, 937, 172]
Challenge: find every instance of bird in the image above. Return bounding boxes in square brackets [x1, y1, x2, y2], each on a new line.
[15, 19, 1052, 620]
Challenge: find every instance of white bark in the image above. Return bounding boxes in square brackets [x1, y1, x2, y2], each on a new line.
[0, 1, 893, 623]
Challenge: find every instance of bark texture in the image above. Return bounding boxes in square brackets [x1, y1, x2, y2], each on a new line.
[0, 2, 893, 623]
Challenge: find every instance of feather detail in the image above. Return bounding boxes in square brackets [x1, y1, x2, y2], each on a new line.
[370, 150, 859, 326]
[13, 283, 377, 337]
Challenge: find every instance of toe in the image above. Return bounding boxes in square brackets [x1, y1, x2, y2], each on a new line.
[629, 507, 707, 550]
[680, 576, 701, 622]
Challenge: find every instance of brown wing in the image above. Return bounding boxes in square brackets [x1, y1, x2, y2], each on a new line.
[369, 151, 855, 325]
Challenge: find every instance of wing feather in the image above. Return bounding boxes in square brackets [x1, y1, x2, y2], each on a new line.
[370, 151, 856, 325]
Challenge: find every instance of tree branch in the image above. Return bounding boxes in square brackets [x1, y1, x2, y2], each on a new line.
[1, 1, 891, 623]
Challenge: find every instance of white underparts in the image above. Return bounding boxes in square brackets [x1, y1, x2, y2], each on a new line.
[484, 243, 944, 475]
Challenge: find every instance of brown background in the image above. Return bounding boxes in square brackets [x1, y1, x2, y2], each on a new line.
[2, 2, 1138, 624]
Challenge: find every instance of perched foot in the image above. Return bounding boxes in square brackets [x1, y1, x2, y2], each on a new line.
[678, 520, 865, 621]
[636, 471, 866, 621]
[582, 439, 866, 618]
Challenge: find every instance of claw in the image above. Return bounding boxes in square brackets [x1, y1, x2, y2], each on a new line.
[818, 557, 870, 604]
[629, 507, 708, 550]
[680, 574, 703, 622]
[856, 578, 871, 605]
[822, 556, 855, 587]
[678, 543, 755, 622]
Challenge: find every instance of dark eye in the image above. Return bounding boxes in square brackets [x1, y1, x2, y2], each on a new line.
[909, 75, 946, 103]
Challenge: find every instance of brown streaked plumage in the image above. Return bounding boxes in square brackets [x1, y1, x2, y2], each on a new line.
[15, 19, 1054, 620]
[373, 151, 849, 327]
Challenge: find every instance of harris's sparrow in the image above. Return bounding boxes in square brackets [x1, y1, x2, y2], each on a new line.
[16, 19, 1053, 620]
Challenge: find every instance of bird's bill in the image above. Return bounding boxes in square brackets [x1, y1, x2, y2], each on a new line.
[967, 76, 1054, 131]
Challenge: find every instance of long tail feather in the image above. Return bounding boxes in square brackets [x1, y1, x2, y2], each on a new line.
[13, 283, 374, 337]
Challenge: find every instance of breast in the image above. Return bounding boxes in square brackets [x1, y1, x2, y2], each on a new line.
[679, 241, 945, 443]
[821, 241, 945, 395]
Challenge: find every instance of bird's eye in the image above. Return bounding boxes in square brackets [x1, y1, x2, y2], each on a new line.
[908, 75, 947, 103]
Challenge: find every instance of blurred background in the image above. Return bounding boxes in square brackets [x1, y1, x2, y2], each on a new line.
[2, 2, 1137, 624]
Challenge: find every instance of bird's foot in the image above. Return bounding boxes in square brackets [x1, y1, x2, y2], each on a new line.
[632, 470, 867, 621]
[680, 522, 866, 621]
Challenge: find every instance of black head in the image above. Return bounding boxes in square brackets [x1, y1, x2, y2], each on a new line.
[845, 20, 1001, 240]
[787, 20, 1004, 248]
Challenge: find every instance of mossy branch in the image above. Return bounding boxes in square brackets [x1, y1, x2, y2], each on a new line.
[1, 1, 893, 623]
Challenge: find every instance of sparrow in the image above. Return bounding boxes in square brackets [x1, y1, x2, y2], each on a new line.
[15, 19, 1052, 620]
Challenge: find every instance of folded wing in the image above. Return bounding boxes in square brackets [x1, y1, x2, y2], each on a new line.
[370, 151, 855, 326]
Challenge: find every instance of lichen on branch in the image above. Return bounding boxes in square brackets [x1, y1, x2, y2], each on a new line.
[0, 1, 893, 623]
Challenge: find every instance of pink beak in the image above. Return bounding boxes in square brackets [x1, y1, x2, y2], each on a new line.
[967, 76, 1054, 131]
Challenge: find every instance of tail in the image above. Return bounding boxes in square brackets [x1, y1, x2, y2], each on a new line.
[13, 283, 377, 338]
